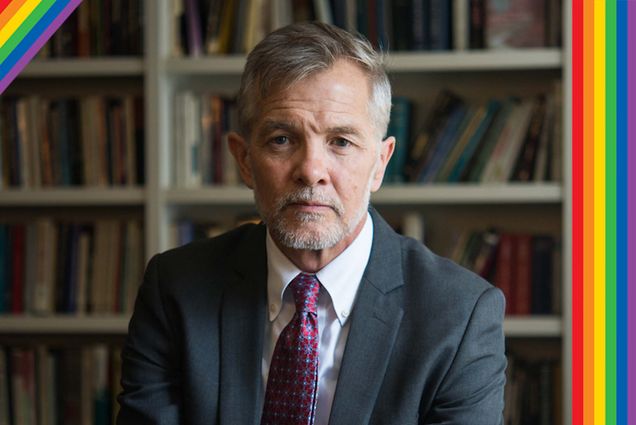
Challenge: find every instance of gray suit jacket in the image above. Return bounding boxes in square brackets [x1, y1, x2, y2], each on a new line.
[118, 209, 506, 425]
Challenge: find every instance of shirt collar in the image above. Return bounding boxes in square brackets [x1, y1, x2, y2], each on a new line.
[266, 212, 374, 326]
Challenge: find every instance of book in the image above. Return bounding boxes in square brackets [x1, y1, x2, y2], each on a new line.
[429, 0, 452, 50]
[384, 96, 412, 183]
[511, 95, 547, 181]
[447, 100, 501, 182]
[486, 0, 546, 48]
[468, 0, 486, 49]
[480, 99, 534, 183]
[417, 105, 469, 183]
[494, 233, 515, 315]
[531, 235, 554, 314]
[514, 234, 532, 315]
[436, 105, 487, 182]
[404, 90, 464, 182]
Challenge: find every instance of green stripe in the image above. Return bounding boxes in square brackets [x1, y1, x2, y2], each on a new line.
[606, 1, 617, 423]
[0, 0, 56, 66]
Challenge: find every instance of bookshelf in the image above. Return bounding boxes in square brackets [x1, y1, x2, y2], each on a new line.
[1, 0, 572, 423]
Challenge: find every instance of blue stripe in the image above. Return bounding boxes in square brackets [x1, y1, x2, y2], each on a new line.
[0, 0, 70, 78]
[616, 1, 628, 424]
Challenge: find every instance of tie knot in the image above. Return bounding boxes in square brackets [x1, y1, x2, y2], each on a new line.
[290, 273, 320, 314]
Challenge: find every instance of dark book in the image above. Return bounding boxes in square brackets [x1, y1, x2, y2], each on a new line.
[463, 98, 516, 182]
[531, 235, 554, 314]
[0, 225, 8, 312]
[231, 0, 250, 54]
[511, 95, 547, 181]
[404, 90, 463, 182]
[494, 233, 515, 315]
[55, 223, 70, 313]
[331, 0, 348, 29]
[417, 105, 468, 183]
[410, 0, 430, 50]
[429, 0, 452, 50]
[10, 224, 25, 314]
[514, 234, 532, 315]
[384, 97, 412, 183]
[447, 100, 501, 182]
[391, 0, 411, 50]
[134, 97, 145, 185]
[356, 0, 369, 39]
[184, 0, 203, 56]
[469, 0, 485, 48]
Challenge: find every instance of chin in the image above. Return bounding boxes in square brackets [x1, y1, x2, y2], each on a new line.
[274, 224, 346, 251]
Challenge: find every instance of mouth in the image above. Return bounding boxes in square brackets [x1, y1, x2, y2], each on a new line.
[287, 202, 334, 212]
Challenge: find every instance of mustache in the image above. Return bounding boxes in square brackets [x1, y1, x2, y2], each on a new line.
[275, 187, 344, 216]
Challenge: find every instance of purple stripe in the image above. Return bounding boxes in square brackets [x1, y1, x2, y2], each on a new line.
[0, 0, 82, 93]
[629, 1, 636, 423]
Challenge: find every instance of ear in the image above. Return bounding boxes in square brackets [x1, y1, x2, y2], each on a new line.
[370, 136, 396, 192]
[228, 131, 255, 189]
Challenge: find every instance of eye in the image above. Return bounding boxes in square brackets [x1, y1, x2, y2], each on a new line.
[270, 135, 290, 145]
[273, 135, 289, 145]
[331, 138, 352, 148]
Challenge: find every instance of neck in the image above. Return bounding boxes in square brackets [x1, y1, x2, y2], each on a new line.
[274, 216, 367, 273]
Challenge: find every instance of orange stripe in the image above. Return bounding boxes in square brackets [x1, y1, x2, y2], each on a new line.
[583, 0, 595, 424]
[0, 0, 29, 29]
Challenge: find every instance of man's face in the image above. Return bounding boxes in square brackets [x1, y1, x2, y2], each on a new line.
[230, 60, 394, 251]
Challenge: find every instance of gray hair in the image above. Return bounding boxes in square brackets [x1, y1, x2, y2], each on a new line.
[236, 22, 392, 139]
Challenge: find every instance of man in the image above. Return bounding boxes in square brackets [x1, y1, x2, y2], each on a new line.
[118, 22, 506, 425]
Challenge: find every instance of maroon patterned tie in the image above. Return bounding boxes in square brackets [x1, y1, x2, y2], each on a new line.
[261, 273, 320, 425]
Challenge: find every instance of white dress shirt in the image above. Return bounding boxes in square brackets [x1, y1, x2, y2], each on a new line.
[262, 212, 374, 425]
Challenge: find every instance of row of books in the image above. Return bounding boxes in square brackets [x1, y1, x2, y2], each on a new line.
[504, 355, 562, 425]
[38, 0, 143, 58]
[0, 344, 122, 425]
[0, 219, 144, 315]
[0, 95, 145, 190]
[173, 0, 562, 57]
[449, 229, 561, 315]
[173, 92, 240, 188]
[390, 86, 563, 184]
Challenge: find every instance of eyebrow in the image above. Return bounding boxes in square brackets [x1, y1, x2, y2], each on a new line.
[259, 120, 362, 138]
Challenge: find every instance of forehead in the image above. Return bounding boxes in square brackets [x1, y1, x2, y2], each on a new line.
[256, 60, 373, 122]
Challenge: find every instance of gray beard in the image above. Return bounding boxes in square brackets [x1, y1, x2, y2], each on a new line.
[254, 186, 370, 250]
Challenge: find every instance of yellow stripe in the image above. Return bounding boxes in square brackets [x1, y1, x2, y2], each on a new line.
[0, 0, 42, 48]
[593, 1, 606, 424]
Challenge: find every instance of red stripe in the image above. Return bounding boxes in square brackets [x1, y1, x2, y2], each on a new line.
[571, 0, 584, 424]
[0, 0, 11, 14]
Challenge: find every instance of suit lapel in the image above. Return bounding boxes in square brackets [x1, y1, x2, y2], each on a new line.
[219, 225, 268, 425]
[328, 210, 405, 425]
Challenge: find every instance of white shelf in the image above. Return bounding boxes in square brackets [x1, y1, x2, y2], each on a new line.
[0, 188, 145, 206]
[385, 49, 562, 71]
[503, 316, 562, 337]
[0, 315, 560, 336]
[163, 183, 562, 206]
[0, 315, 130, 334]
[165, 55, 246, 74]
[20, 58, 145, 77]
[164, 48, 562, 75]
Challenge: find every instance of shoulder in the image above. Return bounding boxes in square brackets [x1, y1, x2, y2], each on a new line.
[398, 235, 504, 321]
[146, 222, 266, 285]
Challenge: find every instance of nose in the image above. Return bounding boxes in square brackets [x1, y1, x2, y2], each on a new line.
[292, 141, 330, 187]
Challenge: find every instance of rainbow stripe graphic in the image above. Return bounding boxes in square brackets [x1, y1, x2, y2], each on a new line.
[0, 0, 82, 93]
[572, 0, 635, 424]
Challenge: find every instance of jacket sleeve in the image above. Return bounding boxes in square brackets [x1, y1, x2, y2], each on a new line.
[117, 254, 182, 425]
[422, 286, 507, 425]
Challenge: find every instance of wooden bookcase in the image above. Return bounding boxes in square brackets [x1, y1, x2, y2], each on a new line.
[0, 0, 573, 423]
